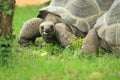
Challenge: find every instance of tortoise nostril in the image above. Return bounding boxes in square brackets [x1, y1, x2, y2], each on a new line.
[50, 25, 54, 29]
[41, 26, 44, 30]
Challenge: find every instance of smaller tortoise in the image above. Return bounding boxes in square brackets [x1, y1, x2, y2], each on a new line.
[81, 0, 120, 55]
[18, 0, 114, 47]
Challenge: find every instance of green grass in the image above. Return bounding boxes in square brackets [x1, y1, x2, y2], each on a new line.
[0, 5, 120, 80]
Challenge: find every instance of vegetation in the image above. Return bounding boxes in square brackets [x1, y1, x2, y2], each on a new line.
[0, 5, 120, 80]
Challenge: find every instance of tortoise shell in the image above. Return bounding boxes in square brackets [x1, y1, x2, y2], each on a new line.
[38, 0, 114, 33]
[94, 0, 120, 47]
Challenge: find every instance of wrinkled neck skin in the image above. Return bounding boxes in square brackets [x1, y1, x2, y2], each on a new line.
[44, 13, 63, 24]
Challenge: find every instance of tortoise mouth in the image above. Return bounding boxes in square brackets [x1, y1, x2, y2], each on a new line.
[41, 31, 55, 37]
[41, 31, 57, 43]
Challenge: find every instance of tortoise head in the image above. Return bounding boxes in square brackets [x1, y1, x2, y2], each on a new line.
[39, 21, 55, 38]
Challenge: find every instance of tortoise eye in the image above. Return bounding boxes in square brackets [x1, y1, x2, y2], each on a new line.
[41, 26, 44, 30]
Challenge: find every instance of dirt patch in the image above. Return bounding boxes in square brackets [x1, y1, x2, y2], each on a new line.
[16, 0, 50, 7]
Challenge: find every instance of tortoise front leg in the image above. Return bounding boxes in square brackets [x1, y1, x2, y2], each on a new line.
[81, 29, 100, 54]
[54, 23, 77, 47]
[18, 18, 43, 45]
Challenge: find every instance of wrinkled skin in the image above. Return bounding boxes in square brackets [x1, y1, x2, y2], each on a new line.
[81, 29, 100, 54]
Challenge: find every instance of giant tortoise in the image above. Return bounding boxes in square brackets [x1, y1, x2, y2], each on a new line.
[18, 0, 114, 47]
[81, 0, 120, 55]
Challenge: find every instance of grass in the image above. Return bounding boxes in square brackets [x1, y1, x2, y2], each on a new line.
[0, 5, 120, 80]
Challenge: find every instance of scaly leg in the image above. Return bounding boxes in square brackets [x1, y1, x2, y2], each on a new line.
[18, 18, 43, 45]
[54, 23, 77, 47]
[81, 29, 100, 54]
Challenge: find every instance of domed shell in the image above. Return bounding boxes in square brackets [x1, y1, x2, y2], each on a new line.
[94, 0, 120, 46]
[39, 0, 114, 33]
